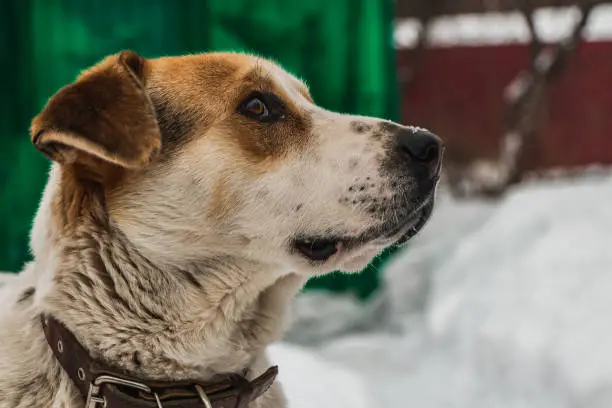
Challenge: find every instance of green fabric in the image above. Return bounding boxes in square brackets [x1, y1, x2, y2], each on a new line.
[0, 0, 400, 299]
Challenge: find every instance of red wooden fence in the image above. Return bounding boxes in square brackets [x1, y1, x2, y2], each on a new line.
[398, 41, 612, 171]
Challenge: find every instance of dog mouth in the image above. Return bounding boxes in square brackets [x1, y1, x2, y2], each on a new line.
[293, 239, 343, 262]
[292, 192, 435, 263]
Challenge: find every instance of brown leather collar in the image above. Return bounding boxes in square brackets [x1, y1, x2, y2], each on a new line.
[41, 315, 278, 408]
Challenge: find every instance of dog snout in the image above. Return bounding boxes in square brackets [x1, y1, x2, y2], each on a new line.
[396, 127, 443, 174]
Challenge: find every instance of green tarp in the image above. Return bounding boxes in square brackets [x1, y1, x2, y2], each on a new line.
[0, 0, 400, 299]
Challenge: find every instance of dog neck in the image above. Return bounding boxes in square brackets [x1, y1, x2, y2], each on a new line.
[30, 166, 305, 384]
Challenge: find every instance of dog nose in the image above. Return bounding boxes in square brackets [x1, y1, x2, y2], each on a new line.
[397, 127, 443, 170]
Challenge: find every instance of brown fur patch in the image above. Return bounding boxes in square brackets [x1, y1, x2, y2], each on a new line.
[225, 112, 312, 161]
[30, 51, 164, 228]
[232, 67, 313, 159]
[54, 164, 107, 227]
[207, 175, 242, 221]
[149, 93, 198, 149]
[32, 51, 316, 228]
[31, 51, 161, 169]
[147, 54, 314, 162]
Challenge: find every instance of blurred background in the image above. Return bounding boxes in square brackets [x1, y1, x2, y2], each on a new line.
[1, 0, 612, 407]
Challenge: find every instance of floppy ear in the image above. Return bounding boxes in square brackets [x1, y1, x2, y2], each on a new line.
[30, 51, 161, 169]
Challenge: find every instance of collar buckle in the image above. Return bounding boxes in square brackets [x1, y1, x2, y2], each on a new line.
[86, 375, 152, 408]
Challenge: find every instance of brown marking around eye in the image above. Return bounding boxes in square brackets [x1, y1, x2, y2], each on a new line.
[148, 55, 316, 164]
[234, 68, 303, 116]
[222, 68, 314, 161]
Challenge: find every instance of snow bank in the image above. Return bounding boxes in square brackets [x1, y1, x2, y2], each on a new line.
[383, 192, 496, 323]
[289, 173, 612, 408]
[428, 174, 612, 407]
[268, 343, 374, 408]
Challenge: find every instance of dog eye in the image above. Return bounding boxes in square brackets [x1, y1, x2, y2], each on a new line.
[238, 92, 284, 122]
[242, 97, 269, 119]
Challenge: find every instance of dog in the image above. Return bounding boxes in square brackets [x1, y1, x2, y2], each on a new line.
[0, 51, 442, 408]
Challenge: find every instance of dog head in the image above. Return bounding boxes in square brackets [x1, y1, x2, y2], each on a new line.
[31, 51, 443, 276]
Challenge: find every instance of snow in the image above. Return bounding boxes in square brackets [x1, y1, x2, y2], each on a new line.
[268, 343, 374, 408]
[278, 173, 612, 408]
[427, 175, 612, 404]
[394, 4, 612, 48]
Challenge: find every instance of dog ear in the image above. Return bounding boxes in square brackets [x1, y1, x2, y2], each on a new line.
[30, 51, 161, 169]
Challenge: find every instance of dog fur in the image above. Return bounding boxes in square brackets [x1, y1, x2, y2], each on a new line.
[0, 51, 441, 408]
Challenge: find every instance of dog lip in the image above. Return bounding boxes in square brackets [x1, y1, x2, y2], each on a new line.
[390, 205, 433, 246]
[293, 201, 432, 259]
[372, 208, 427, 246]
[292, 238, 343, 262]
[293, 185, 437, 256]
[368, 192, 435, 246]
